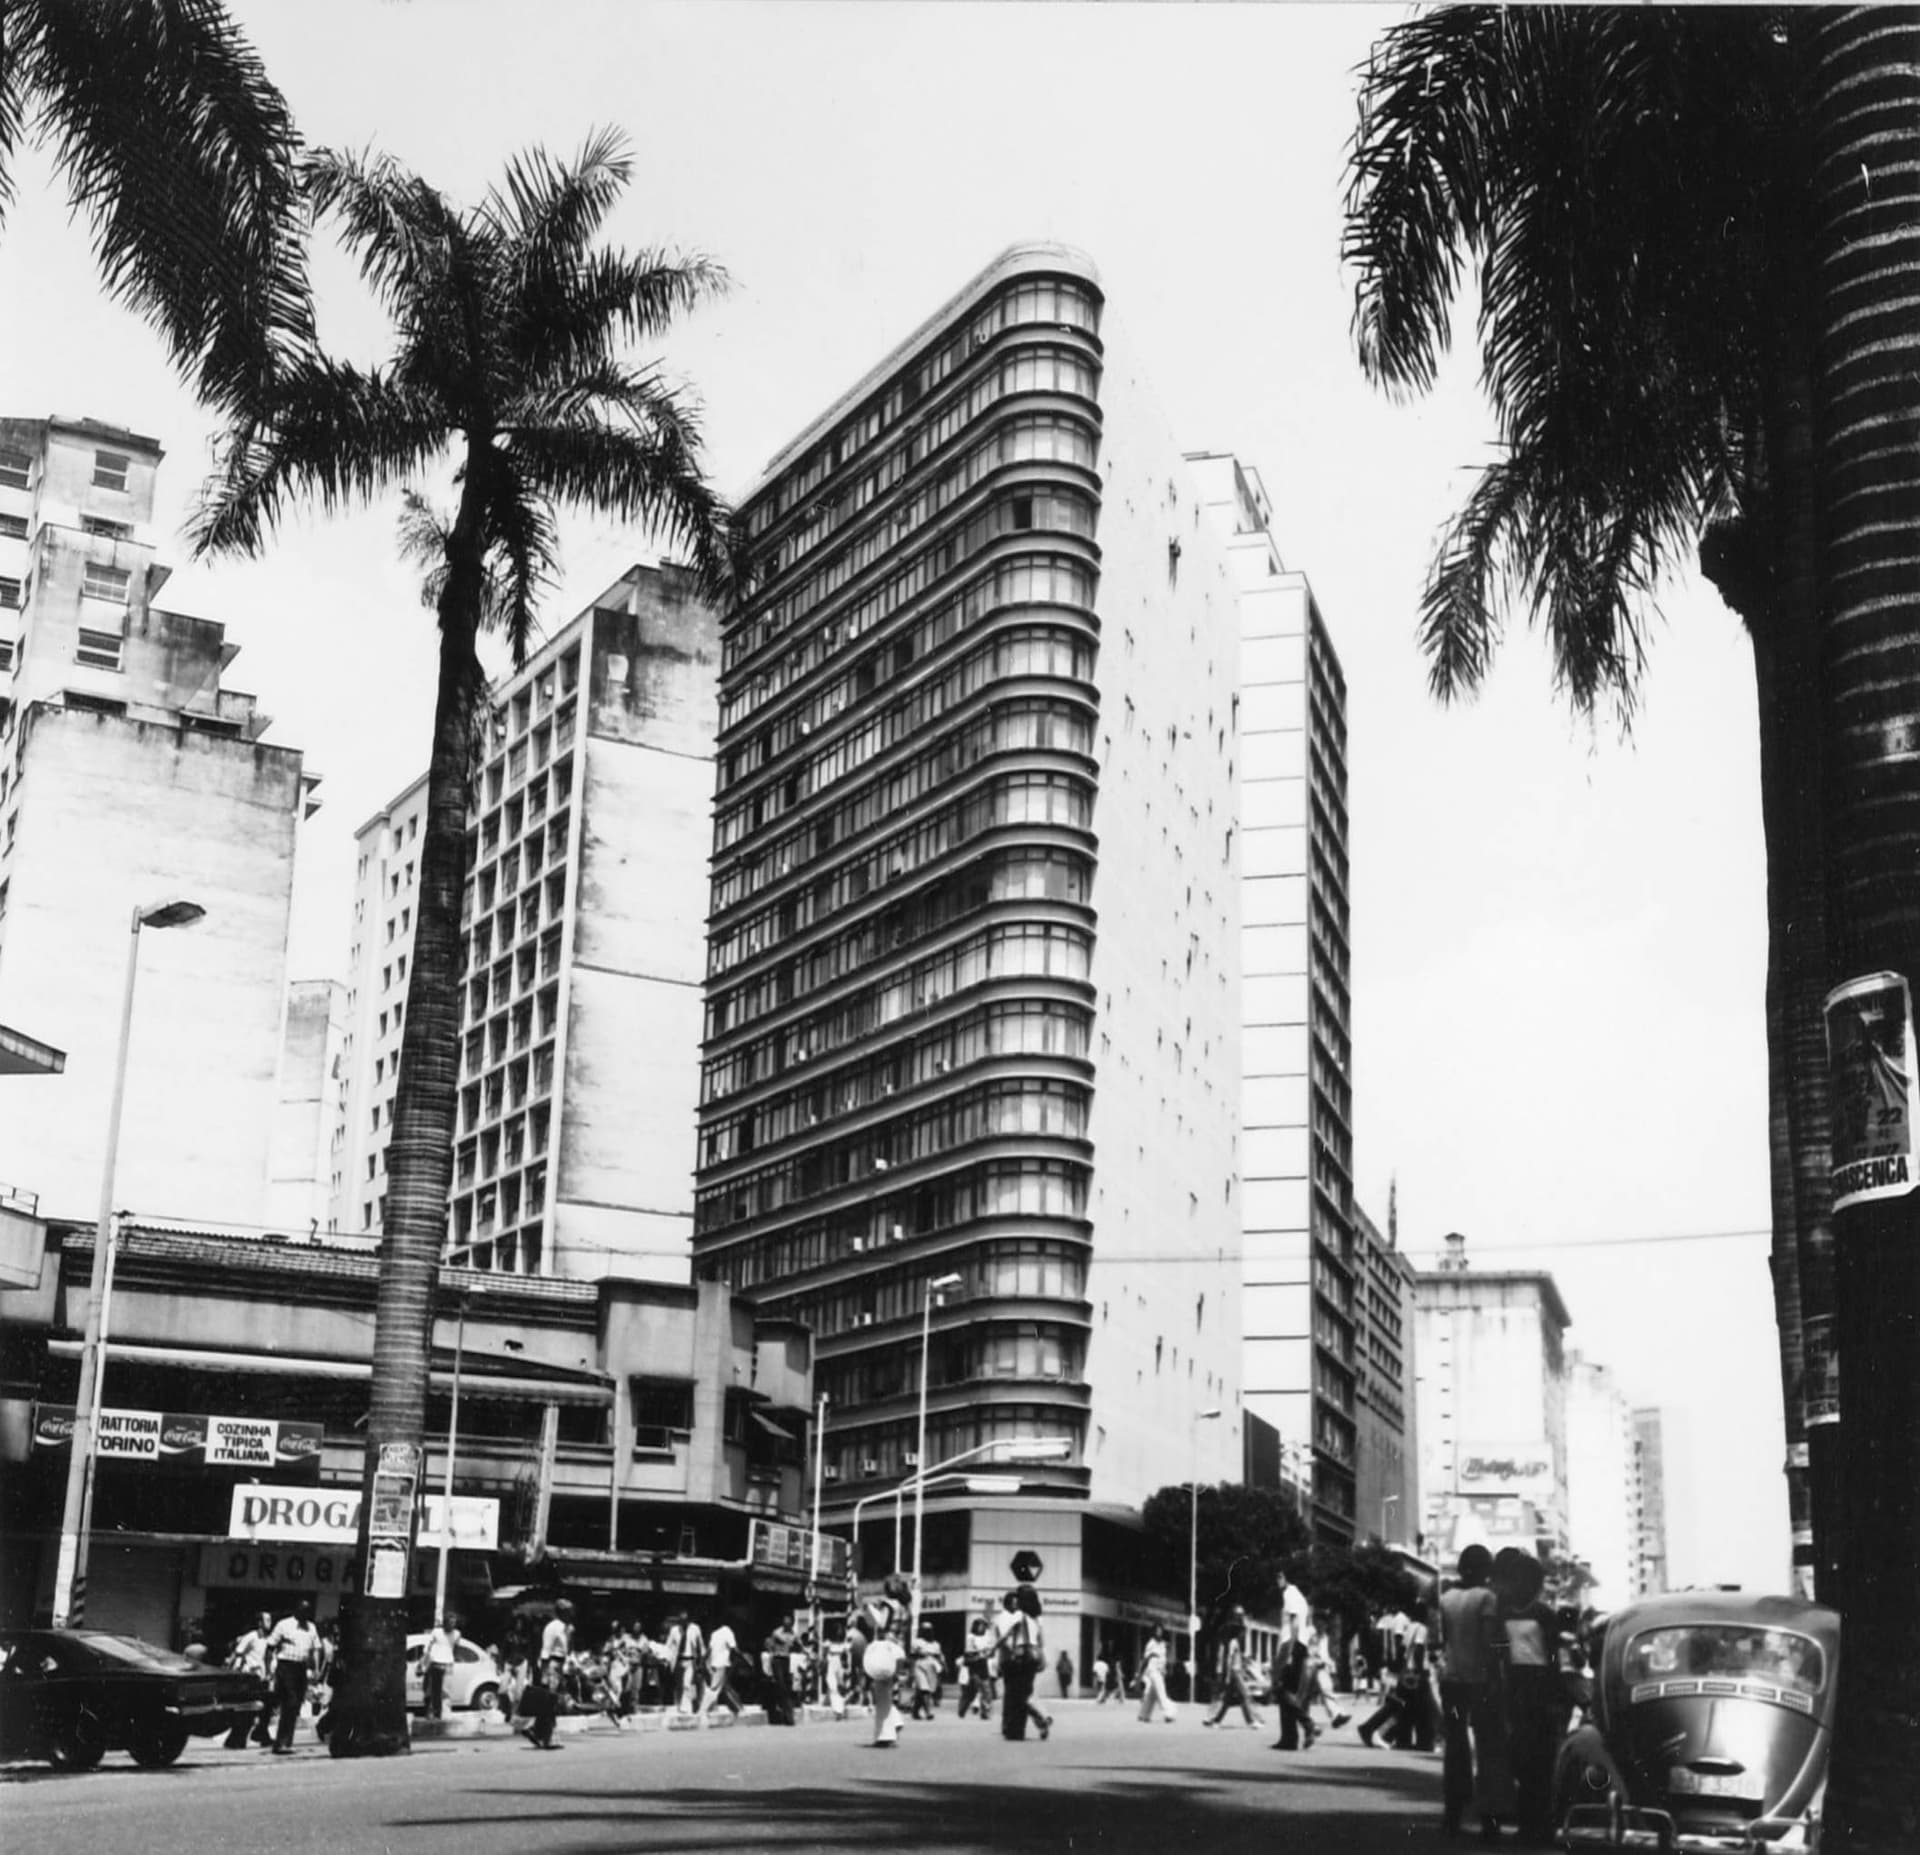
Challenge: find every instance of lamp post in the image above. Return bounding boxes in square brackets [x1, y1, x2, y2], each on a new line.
[910, 1272, 964, 1640]
[808, 1390, 829, 1679]
[432, 1291, 471, 1629]
[51, 898, 206, 1629]
[1189, 1406, 1222, 1696]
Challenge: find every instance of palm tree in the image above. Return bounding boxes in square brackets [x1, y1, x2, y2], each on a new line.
[1805, 13, 1920, 1848]
[194, 128, 732, 1754]
[1342, 2, 1842, 1592]
[1, 0, 310, 409]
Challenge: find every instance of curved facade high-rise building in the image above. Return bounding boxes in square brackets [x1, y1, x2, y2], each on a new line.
[693, 247, 1245, 1538]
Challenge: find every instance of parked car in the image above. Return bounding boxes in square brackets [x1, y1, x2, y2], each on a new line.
[1555, 1590, 1840, 1853]
[403, 1633, 503, 1713]
[0, 1629, 266, 1770]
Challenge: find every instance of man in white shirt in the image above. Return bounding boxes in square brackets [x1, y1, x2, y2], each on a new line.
[421, 1619, 458, 1719]
[264, 1601, 320, 1755]
[696, 1616, 742, 1718]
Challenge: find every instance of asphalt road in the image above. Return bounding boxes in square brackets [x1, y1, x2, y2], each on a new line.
[1, 1704, 1448, 1855]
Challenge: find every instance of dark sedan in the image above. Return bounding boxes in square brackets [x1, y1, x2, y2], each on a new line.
[0, 1630, 266, 1770]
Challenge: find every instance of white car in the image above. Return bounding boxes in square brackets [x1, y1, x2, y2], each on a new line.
[404, 1634, 503, 1713]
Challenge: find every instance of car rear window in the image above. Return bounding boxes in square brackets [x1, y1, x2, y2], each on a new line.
[1624, 1625, 1824, 1695]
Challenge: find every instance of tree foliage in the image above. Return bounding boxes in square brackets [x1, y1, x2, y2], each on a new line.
[194, 126, 730, 1755]
[1, 0, 312, 409]
[1140, 1481, 1312, 1630]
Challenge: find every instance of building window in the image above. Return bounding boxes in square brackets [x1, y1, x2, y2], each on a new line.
[0, 640, 14, 673]
[91, 450, 131, 493]
[0, 513, 27, 540]
[81, 562, 131, 603]
[0, 577, 20, 610]
[81, 515, 132, 541]
[0, 449, 30, 491]
[629, 1377, 695, 1449]
[74, 628, 123, 670]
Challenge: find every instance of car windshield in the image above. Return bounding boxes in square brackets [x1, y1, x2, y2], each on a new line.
[83, 1635, 199, 1672]
[1624, 1625, 1825, 1695]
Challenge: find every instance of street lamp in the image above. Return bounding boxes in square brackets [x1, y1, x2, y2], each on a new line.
[432, 1291, 471, 1630]
[910, 1271, 963, 1640]
[51, 898, 206, 1628]
[1189, 1407, 1222, 1693]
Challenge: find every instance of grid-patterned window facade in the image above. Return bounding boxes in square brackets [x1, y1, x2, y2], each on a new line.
[695, 266, 1107, 1492]
[446, 644, 582, 1274]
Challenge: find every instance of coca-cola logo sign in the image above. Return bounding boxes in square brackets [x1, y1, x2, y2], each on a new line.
[277, 1429, 322, 1461]
[33, 1407, 76, 1445]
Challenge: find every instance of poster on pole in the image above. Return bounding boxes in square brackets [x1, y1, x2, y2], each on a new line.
[1824, 971, 1920, 1211]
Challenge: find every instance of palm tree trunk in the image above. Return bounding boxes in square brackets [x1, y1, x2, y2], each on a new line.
[1809, 10, 1920, 1848]
[327, 524, 484, 1755]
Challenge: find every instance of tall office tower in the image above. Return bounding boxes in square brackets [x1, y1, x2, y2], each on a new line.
[1565, 1352, 1643, 1609]
[693, 246, 1244, 1520]
[1353, 1200, 1418, 1547]
[1190, 453, 1358, 1543]
[334, 772, 430, 1235]
[1632, 1405, 1671, 1597]
[443, 564, 719, 1281]
[0, 416, 314, 1229]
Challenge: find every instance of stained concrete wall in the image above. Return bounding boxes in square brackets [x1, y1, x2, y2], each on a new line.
[0, 706, 303, 1228]
[1075, 309, 1243, 1508]
[550, 577, 720, 1283]
[268, 978, 346, 1234]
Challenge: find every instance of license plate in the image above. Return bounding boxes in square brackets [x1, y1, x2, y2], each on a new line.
[1668, 1767, 1762, 1801]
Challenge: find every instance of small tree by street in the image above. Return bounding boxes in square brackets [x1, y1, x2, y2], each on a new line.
[194, 128, 732, 1754]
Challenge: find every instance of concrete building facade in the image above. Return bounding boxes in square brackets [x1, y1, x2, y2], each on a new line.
[691, 246, 1245, 1615]
[1353, 1200, 1419, 1548]
[1190, 452, 1358, 1542]
[0, 1212, 820, 1644]
[0, 416, 314, 1232]
[446, 565, 719, 1282]
[334, 566, 720, 1280]
[1633, 1405, 1671, 1598]
[1412, 1231, 1572, 1563]
[270, 978, 347, 1234]
[1564, 1351, 1643, 1609]
[333, 773, 429, 1236]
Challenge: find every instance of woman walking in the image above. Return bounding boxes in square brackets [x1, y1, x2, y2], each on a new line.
[1202, 1609, 1266, 1729]
[856, 1575, 911, 1748]
[1137, 1624, 1179, 1724]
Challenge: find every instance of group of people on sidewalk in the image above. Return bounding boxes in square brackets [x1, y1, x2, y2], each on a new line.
[220, 1601, 326, 1755]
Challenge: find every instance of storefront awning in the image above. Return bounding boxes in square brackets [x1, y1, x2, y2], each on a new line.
[47, 1339, 613, 1405]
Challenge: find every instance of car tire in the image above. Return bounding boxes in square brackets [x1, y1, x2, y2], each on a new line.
[467, 1683, 500, 1714]
[47, 1718, 109, 1771]
[126, 1719, 191, 1768]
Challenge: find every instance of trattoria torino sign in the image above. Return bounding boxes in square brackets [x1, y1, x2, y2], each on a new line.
[32, 1404, 322, 1469]
[228, 1484, 499, 1549]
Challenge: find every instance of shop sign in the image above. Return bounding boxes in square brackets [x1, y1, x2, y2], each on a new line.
[747, 1519, 850, 1581]
[1455, 1443, 1556, 1501]
[32, 1403, 323, 1468]
[198, 1544, 449, 1594]
[227, 1484, 499, 1548]
[1825, 972, 1920, 1210]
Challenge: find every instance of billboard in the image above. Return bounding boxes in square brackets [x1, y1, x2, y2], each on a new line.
[33, 1403, 323, 1470]
[227, 1483, 499, 1549]
[1455, 1442, 1557, 1502]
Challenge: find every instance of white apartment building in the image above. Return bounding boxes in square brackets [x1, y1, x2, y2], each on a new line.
[0, 416, 314, 1230]
[332, 774, 429, 1234]
[1565, 1351, 1644, 1609]
[337, 566, 720, 1281]
[1191, 452, 1358, 1542]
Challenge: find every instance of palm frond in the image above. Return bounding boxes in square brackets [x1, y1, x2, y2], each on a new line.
[484, 125, 629, 267]
[14, 0, 313, 409]
[506, 244, 726, 382]
[192, 358, 446, 557]
[304, 144, 464, 326]
[504, 413, 732, 603]
[476, 454, 560, 668]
